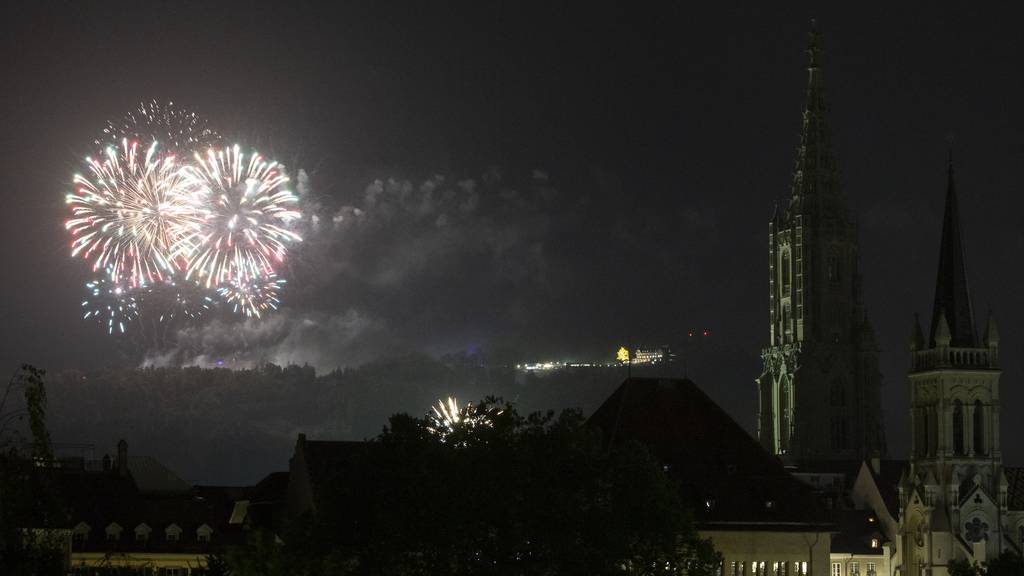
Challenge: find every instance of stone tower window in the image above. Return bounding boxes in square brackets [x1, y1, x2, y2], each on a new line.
[781, 250, 791, 292]
[973, 400, 985, 455]
[953, 400, 964, 455]
[827, 252, 841, 284]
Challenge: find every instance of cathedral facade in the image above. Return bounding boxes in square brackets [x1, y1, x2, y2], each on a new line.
[757, 28, 886, 462]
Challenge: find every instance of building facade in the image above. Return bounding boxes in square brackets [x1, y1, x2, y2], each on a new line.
[757, 25, 885, 462]
[896, 160, 1024, 573]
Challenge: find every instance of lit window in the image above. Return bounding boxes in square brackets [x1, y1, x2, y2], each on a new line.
[801, 563, 808, 576]
[871, 537, 879, 548]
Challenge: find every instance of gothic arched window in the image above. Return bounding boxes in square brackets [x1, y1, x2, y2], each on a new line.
[827, 251, 841, 284]
[953, 400, 964, 455]
[974, 400, 985, 455]
[920, 409, 929, 457]
[781, 250, 791, 292]
[830, 379, 846, 407]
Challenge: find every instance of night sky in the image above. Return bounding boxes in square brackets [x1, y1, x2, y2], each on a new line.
[3, 3, 1023, 464]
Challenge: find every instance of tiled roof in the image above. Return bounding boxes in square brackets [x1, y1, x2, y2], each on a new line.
[1006, 467, 1024, 511]
[830, 509, 887, 555]
[60, 469, 244, 554]
[587, 378, 833, 531]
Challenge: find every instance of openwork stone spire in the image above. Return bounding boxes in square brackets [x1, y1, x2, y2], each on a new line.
[929, 153, 976, 347]
[791, 20, 841, 212]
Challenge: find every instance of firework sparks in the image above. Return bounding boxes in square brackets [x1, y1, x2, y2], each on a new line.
[139, 276, 216, 322]
[180, 145, 302, 287]
[65, 139, 203, 287]
[97, 100, 220, 155]
[216, 275, 284, 319]
[427, 397, 504, 442]
[81, 276, 139, 335]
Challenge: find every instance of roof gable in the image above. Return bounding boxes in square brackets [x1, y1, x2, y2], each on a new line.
[587, 377, 831, 529]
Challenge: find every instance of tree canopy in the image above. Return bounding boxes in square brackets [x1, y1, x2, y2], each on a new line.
[235, 398, 719, 575]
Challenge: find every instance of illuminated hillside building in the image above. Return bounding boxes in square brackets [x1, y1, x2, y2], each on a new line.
[757, 26, 885, 462]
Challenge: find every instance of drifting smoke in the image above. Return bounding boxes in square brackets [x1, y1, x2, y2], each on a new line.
[145, 166, 561, 370]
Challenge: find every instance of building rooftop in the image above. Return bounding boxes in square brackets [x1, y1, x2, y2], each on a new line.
[587, 377, 833, 531]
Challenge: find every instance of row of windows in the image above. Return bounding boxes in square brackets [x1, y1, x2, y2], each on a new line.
[73, 522, 212, 545]
[916, 400, 987, 457]
[832, 562, 876, 576]
[728, 561, 808, 576]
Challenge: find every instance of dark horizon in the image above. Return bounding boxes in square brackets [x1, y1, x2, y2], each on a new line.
[4, 3, 1024, 478]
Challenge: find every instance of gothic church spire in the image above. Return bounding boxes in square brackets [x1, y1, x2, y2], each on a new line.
[791, 20, 840, 210]
[929, 153, 976, 347]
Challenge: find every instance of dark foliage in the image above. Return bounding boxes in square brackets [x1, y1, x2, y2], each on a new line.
[0, 365, 66, 575]
[231, 399, 719, 575]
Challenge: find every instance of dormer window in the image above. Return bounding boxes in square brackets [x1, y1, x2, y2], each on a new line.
[870, 538, 880, 548]
[134, 523, 151, 543]
[165, 523, 182, 543]
[72, 522, 90, 547]
[105, 522, 122, 542]
[197, 523, 213, 544]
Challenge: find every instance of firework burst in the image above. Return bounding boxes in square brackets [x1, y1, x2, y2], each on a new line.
[97, 100, 220, 155]
[180, 145, 302, 287]
[216, 275, 284, 319]
[427, 397, 504, 443]
[81, 276, 139, 335]
[65, 139, 203, 287]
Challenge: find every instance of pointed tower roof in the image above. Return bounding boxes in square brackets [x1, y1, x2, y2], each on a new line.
[983, 310, 999, 348]
[929, 153, 977, 347]
[910, 313, 924, 350]
[790, 20, 841, 211]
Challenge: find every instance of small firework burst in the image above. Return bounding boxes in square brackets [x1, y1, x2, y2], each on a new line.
[81, 276, 139, 335]
[427, 397, 504, 442]
[97, 100, 220, 155]
[216, 275, 284, 319]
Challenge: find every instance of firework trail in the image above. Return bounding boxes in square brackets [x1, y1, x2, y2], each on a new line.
[180, 145, 302, 287]
[65, 139, 203, 287]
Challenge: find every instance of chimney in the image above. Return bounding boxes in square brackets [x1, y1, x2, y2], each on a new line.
[117, 439, 128, 477]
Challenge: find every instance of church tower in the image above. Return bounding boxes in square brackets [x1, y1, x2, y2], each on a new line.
[757, 24, 886, 461]
[898, 158, 1013, 571]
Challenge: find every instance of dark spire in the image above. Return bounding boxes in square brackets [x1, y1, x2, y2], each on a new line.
[790, 20, 840, 209]
[929, 154, 976, 347]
